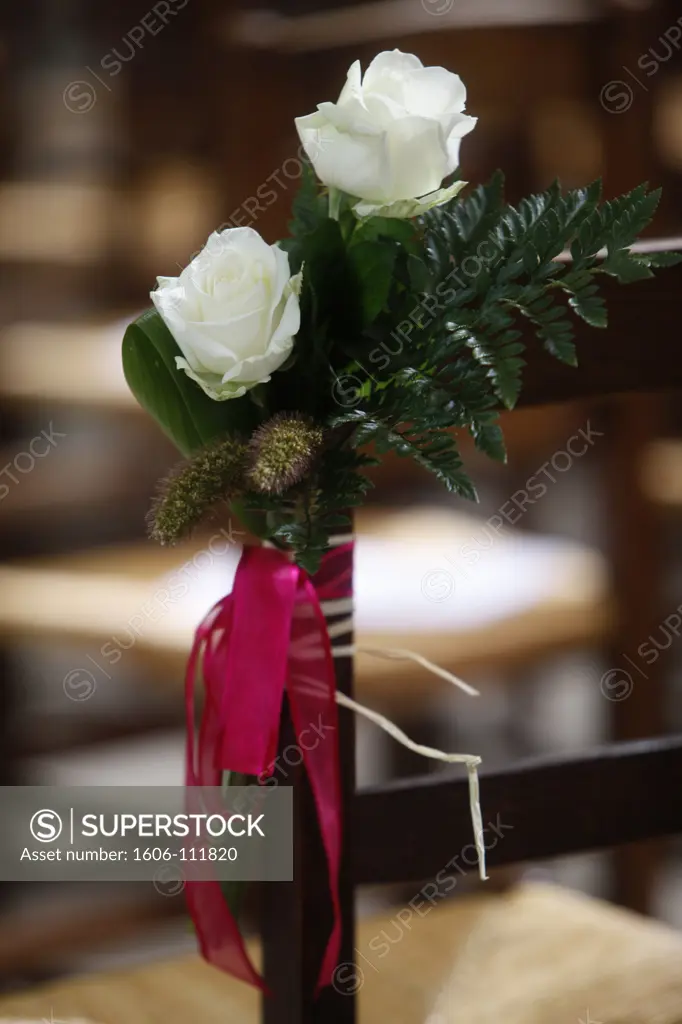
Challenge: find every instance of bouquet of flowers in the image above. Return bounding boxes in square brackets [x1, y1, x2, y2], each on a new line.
[122, 49, 679, 993]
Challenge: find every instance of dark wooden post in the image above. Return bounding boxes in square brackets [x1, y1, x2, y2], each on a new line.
[603, 395, 667, 913]
[596, 4, 669, 914]
[262, 521, 357, 1024]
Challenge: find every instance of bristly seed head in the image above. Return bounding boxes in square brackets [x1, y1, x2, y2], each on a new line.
[247, 413, 324, 495]
[148, 438, 248, 545]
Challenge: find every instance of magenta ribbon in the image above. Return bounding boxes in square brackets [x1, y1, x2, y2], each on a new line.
[185, 541, 354, 993]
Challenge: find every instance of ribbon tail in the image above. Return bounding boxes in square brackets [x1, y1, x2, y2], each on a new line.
[288, 575, 345, 993]
[184, 543, 353, 996]
[184, 593, 266, 992]
[185, 879, 267, 992]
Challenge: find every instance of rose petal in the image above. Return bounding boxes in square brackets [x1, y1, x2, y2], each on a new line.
[363, 50, 424, 90]
[296, 111, 390, 202]
[270, 282, 302, 350]
[446, 115, 478, 172]
[402, 65, 468, 120]
[175, 357, 247, 400]
[383, 115, 450, 201]
[337, 58, 363, 105]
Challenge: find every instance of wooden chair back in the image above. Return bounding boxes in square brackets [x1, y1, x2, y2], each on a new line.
[261, 245, 682, 1023]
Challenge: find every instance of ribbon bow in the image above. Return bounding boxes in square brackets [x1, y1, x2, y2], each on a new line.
[185, 542, 354, 993]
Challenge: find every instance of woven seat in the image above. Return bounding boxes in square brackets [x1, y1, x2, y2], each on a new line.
[0, 507, 610, 711]
[0, 884, 680, 1023]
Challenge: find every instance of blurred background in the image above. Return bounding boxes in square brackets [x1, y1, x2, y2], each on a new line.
[1, 0, 682, 997]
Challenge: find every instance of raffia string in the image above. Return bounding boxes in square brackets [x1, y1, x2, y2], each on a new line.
[319, 533, 487, 882]
[264, 533, 487, 880]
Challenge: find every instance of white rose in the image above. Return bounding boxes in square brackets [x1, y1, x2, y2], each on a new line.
[295, 49, 477, 218]
[151, 227, 302, 401]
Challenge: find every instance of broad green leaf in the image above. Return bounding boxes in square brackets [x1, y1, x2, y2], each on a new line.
[279, 160, 329, 273]
[347, 240, 398, 324]
[288, 161, 327, 239]
[406, 253, 432, 294]
[122, 310, 252, 456]
[301, 219, 348, 313]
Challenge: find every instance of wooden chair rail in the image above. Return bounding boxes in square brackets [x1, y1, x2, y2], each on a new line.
[515, 243, 682, 407]
[0, 240, 678, 414]
[354, 735, 682, 885]
[227, 0, 604, 53]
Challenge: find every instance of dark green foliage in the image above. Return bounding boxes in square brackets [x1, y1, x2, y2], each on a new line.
[347, 239, 398, 325]
[131, 166, 675, 569]
[297, 175, 671, 564]
[241, 447, 377, 574]
[279, 160, 329, 275]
